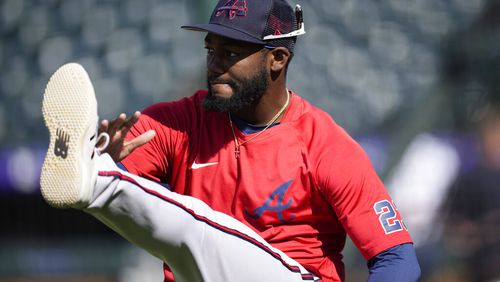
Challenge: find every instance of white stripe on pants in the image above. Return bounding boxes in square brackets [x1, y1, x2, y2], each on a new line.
[85, 153, 319, 282]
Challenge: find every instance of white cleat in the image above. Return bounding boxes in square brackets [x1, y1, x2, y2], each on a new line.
[40, 63, 109, 209]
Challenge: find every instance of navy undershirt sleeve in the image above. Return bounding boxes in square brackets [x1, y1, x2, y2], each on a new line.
[117, 162, 128, 171]
[367, 243, 421, 282]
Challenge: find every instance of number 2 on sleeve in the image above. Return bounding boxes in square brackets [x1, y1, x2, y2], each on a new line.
[373, 200, 405, 234]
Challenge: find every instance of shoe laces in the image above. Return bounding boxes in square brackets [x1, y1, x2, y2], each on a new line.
[95, 132, 110, 154]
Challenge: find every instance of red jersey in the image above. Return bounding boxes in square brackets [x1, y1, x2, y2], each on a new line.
[121, 90, 413, 281]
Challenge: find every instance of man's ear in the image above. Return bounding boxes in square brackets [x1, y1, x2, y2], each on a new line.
[269, 47, 291, 72]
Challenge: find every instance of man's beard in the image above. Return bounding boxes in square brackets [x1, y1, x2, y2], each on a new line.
[203, 65, 268, 112]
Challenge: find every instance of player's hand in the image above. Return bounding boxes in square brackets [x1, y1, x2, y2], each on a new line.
[98, 111, 156, 162]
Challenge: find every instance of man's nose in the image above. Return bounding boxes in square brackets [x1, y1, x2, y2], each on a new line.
[207, 54, 225, 75]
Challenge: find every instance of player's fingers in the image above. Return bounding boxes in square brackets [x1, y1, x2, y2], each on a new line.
[123, 111, 141, 130]
[99, 119, 109, 134]
[125, 130, 156, 150]
[109, 113, 127, 131]
[120, 130, 156, 159]
[102, 118, 123, 142]
[96, 120, 110, 147]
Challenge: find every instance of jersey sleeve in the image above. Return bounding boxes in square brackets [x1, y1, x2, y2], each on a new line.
[313, 119, 413, 260]
[367, 243, 421, 281]
[120, 92, 202, 183]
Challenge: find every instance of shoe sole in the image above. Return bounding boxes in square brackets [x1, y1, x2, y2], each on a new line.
[40, 63, 97, 208]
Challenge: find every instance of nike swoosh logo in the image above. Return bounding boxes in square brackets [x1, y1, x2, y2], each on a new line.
[191, 161, 218, 170]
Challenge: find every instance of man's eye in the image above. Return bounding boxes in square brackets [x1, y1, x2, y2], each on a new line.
[226, 51, 238, 58]
[205, 47, 214, 54]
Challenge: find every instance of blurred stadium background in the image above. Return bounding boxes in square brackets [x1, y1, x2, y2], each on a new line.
[1, 0, 499, 281]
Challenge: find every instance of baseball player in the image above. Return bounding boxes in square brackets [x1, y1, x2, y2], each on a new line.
[40, 0, 421, 281]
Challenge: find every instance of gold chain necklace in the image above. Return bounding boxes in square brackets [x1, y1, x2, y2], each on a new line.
[228, 91, 290, 159]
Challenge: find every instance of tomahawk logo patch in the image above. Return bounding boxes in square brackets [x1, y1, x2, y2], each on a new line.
[216, 0, 248, 19]
[246, 180, 294, 222]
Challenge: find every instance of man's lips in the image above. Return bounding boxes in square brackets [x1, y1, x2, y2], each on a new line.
[209, 82, 233, 96]
[209, 79, 231, 85]
[210, 83, 230, 89]
[209, 79, 233, 88]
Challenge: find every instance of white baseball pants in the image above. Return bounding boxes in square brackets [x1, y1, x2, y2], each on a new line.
[85, 153, 320, 282]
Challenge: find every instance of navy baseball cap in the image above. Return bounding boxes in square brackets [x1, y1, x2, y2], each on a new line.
[181, 0, 305, 51]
